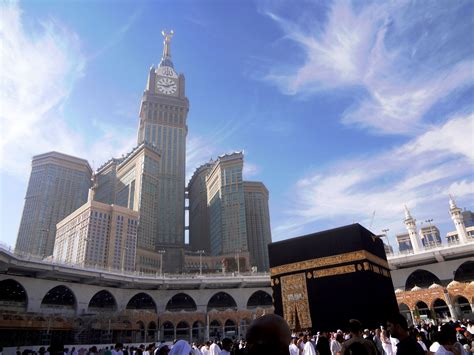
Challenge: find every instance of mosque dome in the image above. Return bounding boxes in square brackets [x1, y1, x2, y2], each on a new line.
[447, 280, 461, 288]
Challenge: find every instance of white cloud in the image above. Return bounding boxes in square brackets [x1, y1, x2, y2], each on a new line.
[0, 1, 85, 176]
[186, 135, 216, 182]
[0, 1, 138, 178]
[274, 114, 474, 241]
[445, 180, 474, 198]
[399, 113, 474, 162]
[243, 162, 261, 179]
[265, 1, 474, 135]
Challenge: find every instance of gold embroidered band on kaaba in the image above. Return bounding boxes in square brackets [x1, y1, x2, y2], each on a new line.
[270, 250, 389, 277]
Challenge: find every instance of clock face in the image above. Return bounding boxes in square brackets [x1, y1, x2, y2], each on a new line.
[156, 77, 177, 95]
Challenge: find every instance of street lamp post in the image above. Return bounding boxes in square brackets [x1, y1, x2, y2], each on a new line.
[158, 250, 166, 277]
[236, 250, 241, 274]
[197, 250, 205, 276]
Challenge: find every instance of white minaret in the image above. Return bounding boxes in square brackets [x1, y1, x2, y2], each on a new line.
[449, 195, 469, 244]
[404, 205, 423, 253]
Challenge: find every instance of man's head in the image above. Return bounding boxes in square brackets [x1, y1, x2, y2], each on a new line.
[246, 314, 291, 355]
[348, 319, 363, 336]
[221, 338, 232, 351]
[438, 324, 457, 346]
[386, 313, 409, 340]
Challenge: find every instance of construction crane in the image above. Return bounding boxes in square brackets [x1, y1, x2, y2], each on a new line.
[369, 211, 376, 229]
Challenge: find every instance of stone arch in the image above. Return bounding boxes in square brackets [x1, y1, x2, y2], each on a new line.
[398, 303, 413, 325]
[122, 320, 132, 342]
[192, 321, 205, 342]
[161, 321, 174, 341]
[165, 293, 197, 312]
[41, 285, 76, 310]
[136, 321, 145, 343]
[453, 295, 472, 316]
[454, 261, 474, 282]
[239, 318, 252, 337]
[207, 292, 237, 311]
[0, 279, 28, 311]
[176, 321, 190, 340]
[247, 290, 273, 309]
[224, 319, 237, 337]
[432, 298, 451, 319]
[147, 321, 157, 342]
[126, 292, 156, 312]
[209, 320, 221, 339]
[415, 301, 430, 318]
[405, 270, 441, 290]
[88, 290, 117, 312]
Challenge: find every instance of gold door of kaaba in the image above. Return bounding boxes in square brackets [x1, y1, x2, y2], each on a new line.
[281, 272, 312, 329]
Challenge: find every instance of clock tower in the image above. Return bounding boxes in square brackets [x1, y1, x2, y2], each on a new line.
[137, 30, 189, 273]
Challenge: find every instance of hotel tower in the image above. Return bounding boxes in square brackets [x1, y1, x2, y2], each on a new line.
[136, 31, 189, 271]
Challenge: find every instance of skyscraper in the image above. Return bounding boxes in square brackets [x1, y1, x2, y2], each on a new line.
[15, 152, 92, 257]
[188, 153, 273, 269]
[94, 143, 165, 272]
[188, 162, 213, 253]
[206, 152, 248, 256]
[135, 31, 189, 272]
[243, 181, 272, 271]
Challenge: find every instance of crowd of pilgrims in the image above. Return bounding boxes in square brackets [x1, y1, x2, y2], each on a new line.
[10, 313, 474, 355]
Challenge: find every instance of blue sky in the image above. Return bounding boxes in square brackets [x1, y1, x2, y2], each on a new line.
[1, 0, 473, 251]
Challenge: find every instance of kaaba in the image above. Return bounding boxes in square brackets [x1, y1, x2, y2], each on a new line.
[268, 223, 398, 331]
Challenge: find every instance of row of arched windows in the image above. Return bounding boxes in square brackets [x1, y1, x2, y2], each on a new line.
[399, 296, 472, 320]
[404, 261, 473, 290]
[0, 279, 273, 312]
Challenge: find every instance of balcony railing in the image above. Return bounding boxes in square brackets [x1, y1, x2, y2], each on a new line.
[0, 242, 269, 279]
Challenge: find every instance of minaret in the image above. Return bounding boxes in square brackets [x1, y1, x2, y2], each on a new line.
[449, 195, 468, 244]
[404, 206, 422, 253]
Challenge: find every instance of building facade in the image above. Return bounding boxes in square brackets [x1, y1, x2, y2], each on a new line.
[396, 233, 412, 253]
[188, 155, 273, 271]
[387, 198, 474, 324]
[187, 163, 213, 253]
[0, 246, 272, 348]
[53, 198, 138, 272]
[419, 225, 441, 248]
[206, 152, 248, 256]
[15, 152, 92, 258]
[94, 143, 166, 273]
[243, 182, 272, 271]
[135, 32, 189, 272]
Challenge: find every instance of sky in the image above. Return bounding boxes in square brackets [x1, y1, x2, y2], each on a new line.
[1, 0, 473, 251]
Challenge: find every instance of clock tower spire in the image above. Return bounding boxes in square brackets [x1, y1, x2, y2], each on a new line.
[136, 30, 189, 273]
[159, 30, 174, 68]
